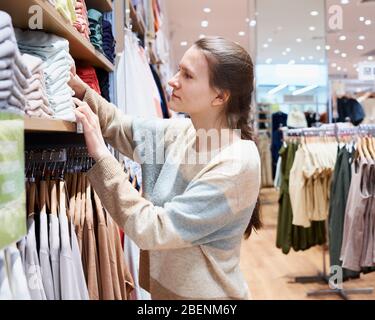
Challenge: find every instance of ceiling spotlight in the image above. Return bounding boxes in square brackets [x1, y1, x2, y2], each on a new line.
[201, 20, 209, 28]
[239, 31, 246, 36]
[301, 57, 306, 61]
[199, 34, 205, 39]
[343, 68, 348, 72]
[365, 20, 372, 25]
[357, 45, 365, 50]
[309, 26, 316, 31]
[359, 17, 365, 22]
[369, 56, 374, 61]
[310, 11, 319, 16]
[353, 64, 358, 68]
[339, 35, 346, 41]
[180, 41, 188, 47]
[325, 45, 331, 50]
[359, 35, 366, 40]
[245, 18, 250, 23]
[334, 49, 340, 54]
[337, 66, 342, 71]
[286, 48, 291, 52]
[203, 8, 211, 13]
[263, 43, 269, 48]
[308, 56, 314, 60]
[296, 38, 302, 43]
[340, 0, 349, 4]
[249, 20, 257, 27]
[266, 58, 273, 64]
[268, 38, 273, 42]
[331, 63, 337, 68]
[341, 53, 347, 58]
[316, 45, 321, 51]
[288, 60, 296, 65]
[282, 52, 287, 56]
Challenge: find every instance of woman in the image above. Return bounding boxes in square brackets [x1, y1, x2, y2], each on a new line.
[69, 37, 261, 300]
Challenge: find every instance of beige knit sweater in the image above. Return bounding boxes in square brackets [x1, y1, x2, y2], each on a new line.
[84, 87, 261, 300]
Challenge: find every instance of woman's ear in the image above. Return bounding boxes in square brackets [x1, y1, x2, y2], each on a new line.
[212, 90, 230, 107]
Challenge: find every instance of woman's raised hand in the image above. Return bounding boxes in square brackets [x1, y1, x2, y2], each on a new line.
[73, 98, 112, 162]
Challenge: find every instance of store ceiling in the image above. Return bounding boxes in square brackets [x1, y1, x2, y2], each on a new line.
[164, 0, 252, 70]
[164, 0, 375, 80]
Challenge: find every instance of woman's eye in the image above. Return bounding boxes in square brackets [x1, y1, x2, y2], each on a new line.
[184, 73, 192, 79]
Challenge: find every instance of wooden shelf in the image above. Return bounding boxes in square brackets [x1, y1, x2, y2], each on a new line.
[85, 0, 113, 12]
[25, 117, 78, 133]
[0, 0, 113, 72]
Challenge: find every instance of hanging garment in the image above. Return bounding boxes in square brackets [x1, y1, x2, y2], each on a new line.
[362, 98, 375, 124]
[38, 180, 55, 300]
[4, 245, 31, 299]
[258, 134, 273, 187]
[0, 250, 13, 299]
[116, 30, 162, 118]
[328, 146, 360, 280]
[340, 158, 372, 271]
[271, 111, 288, 177]
[337, 97, 365, 126]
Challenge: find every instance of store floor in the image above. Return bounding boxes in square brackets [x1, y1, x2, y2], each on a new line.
[240, 188, 375, 300]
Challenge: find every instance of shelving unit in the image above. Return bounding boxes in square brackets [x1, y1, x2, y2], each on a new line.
[25, 117, 78, 133]
[0, 0, 114, 72]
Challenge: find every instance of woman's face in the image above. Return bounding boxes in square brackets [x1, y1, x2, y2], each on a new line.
[168, 46, 219, 115]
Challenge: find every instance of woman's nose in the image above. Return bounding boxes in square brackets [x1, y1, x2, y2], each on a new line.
[168, 75, 180, 89]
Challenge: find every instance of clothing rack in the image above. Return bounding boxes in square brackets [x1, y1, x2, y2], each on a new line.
[281, 124, 375, 299]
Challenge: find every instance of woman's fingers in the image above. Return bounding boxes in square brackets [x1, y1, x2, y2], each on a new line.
[74, 109, 93, 132]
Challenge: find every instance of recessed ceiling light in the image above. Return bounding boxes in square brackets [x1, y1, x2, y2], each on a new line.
[245, 18, 250, 23]
[282, 52, 287, 56]
[310, 11, 319, 16]
[201, 20, 209, 28]
[199, 34, 205, 39]
[296, 38, 302, 43]
[266, 58, 273, 64]
[325, 45, 331, 50]
[286, 48, 291, 52]
[334, 49, 340, 54]
[288, 60, 296, 65]
[301, 57, 306, 61]
[359, 35, 366, 40]
[331, 63, 337, 67]
[341, 53, 347, 58]
[337, 66, 342, 71]
[359, 17, 365, 22]
[365, 20, 372, 25]
[339, 35, 346, 41]
[268, 38, 273, 42]
[316, 45, 321, 51]
[203, 8, 211, 13]
[180, 41, 188, 47]
[356, 68, 360, 72]
[343, 68, 348, 72]
[357, 45, 365, 50]
[340, 0, 349, 4]
[239, 31, 246, 36]
[369, 56, 374, 61]
[263, 43, 269, 48]
[308, 56, 314, 60]
[353, 64, 358, 68]
[309, 26, 316, 31]
[249, 20, 257, 27]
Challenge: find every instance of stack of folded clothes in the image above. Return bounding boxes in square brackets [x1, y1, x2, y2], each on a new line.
[0, 11, 31, 115]
[88, 9, 103, 53]
[15, 29, 76, 121]
[21, 54, 54, 118]
[73, 0, 90, 40]
[102, 19, 115, 63]
[76, 65, 101, 94]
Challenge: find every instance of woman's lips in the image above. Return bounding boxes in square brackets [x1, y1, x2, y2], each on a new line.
[172, 93, 181, 100]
